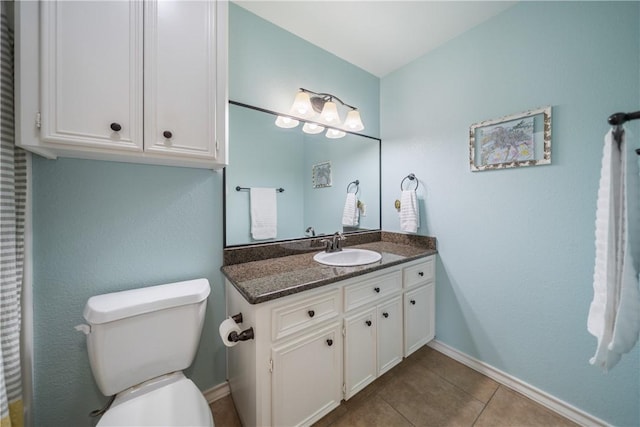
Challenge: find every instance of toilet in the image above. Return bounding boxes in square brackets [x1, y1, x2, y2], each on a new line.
[80, 278, 214, 427]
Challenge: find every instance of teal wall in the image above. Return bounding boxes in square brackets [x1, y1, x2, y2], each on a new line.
[32, 158, 226, 425]
[30, 2, 639, 425]
[30, 4, 380, 425]
[229, 4, 380, 138]
[381, 2, 639, 426]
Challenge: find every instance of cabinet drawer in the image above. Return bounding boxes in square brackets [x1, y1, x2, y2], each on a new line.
[344, 271, 402, 312]
[403, 257, 435, 289]
[272, 290, 340, 341]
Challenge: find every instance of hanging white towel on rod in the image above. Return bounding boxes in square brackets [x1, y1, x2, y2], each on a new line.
[399, 190, 420, 233]
[250, 188, 277, 240]
[587, 129, 640, 372]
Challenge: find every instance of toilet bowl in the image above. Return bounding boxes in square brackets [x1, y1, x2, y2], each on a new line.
[80, 278, 213, 427]
[97, 373, 212, 427]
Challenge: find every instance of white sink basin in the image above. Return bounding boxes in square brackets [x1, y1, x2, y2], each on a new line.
[313, 248, 382, 267]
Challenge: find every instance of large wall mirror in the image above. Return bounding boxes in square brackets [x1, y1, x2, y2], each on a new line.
[224, 101, 381, 247]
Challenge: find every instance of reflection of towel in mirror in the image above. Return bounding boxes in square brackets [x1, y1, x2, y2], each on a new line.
[399, 190, 419, 233]
[250, 188, 277, 240]
[342, 193, 359, 226]
[588, 130, 640, 372]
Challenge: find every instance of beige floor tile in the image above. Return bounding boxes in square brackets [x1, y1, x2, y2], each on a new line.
[412, 346, 499, 404]
[210, 395, 242, 427]
[331, 394, 413, 427]
[379, 361, 485, 427]
[474, 386, 580, 427]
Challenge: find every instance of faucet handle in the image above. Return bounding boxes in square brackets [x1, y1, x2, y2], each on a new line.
[319, 238, 333, 252]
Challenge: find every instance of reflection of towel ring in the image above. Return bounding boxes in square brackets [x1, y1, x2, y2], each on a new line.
[400, 173, 419, 191]
[347, 179, 360, 195]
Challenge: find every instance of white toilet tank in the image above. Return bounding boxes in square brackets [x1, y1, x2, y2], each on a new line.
[83, 278, 210, 396]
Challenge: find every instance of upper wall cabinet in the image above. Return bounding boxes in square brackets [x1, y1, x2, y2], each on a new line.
[15, 0, 228, 170]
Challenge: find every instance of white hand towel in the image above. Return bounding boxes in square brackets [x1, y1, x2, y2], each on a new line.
[342, 193, 359, 226]
[588, 130, 640, 371]
[399, 190, 419, 233]
[250, 188, 277, 240]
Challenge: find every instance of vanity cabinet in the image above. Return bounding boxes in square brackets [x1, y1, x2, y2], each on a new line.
[225, 255, 436, 427]
[15, 0, 228, 169]
[271, 322, 343, 427]
[403, 257, 436, 356]
[343, 272, 404, 399]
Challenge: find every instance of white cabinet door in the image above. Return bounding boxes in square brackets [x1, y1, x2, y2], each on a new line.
[272, 322, 342, 427]
[404, 284, 435, 357]
[40, 1, 143, 151]
[344, 308, 377, 399]
[144, 0, 219, 160]
[376, 297, 403, 375]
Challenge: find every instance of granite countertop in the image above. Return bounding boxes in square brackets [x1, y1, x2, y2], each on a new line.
[221, 236, 436, 305]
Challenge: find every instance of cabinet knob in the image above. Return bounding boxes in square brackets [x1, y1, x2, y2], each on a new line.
[326, 339, 333, 346]
[110, 122, 122, 132]
[382, 312, 389, 318]
[308, 310, 315, 318]
[410, 299, 416, 305]
[163, 130, 173, 139]
[365, 320, 372, 327]
[374, 287, 380, 293]
[418, 271, 424, 277]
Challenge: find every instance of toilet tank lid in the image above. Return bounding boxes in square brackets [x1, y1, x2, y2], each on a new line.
[84, 278, 210, 324]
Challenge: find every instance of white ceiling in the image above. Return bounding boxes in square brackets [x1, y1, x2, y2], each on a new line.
[233, 1, 517, 77]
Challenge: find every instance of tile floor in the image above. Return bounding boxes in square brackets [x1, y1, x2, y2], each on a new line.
[209, 345, 578, 427]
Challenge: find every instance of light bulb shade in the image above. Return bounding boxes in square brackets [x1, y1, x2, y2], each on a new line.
[275, 116, 299, 129]
[319, 101, 341, 125]
[344, 110, 364, 132]
[290, 91, 314, 119]
[326, 128, 346, 139]
[302, 122, 325, 134]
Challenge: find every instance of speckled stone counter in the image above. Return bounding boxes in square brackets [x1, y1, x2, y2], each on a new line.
[221, 233, 437, 304]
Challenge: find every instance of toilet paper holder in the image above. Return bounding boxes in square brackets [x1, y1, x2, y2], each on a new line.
[228, 312, 254, 342]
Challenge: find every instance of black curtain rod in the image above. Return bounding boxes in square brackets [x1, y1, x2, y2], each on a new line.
[607, 110, 640, 155]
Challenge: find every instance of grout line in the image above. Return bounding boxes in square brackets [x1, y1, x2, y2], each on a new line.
[471, 384, 500, 426]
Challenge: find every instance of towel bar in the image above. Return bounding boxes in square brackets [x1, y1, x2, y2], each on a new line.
[236, 186, 284, 193]
[346, 180, 359, 194]
[400, 173, 419, 191]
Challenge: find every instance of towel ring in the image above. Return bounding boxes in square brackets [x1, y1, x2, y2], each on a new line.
[347, 180, 360, 195]
[400, 173, 419, 191]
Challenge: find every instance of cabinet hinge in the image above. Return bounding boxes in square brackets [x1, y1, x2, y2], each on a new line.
[35, 112, 41, 129]
[342, 327, 346, 337]
[268, 359, 273, 373]
[215, 139, 219, 153]
[342, 383, 346, 397]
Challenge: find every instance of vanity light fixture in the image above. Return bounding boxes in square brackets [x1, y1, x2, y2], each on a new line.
[274, 88, 365, 138]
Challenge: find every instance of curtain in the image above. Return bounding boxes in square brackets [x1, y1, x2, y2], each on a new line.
[0, 9, 26, 427]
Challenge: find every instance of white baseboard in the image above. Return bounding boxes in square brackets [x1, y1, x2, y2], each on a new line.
[203, 381, 231, 404]
[428, 340, 608, 427]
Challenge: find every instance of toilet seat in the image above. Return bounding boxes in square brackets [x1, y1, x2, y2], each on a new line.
[97, 372, 214, 427]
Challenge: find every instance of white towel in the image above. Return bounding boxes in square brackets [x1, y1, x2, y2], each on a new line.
[342, 193, 359, 226]
[587, 130, 640, 371]
[250, 188, 277, 240]
[399, 190, 419, 233]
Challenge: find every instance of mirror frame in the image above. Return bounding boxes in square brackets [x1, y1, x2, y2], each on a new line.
[223, 100, 382, 248]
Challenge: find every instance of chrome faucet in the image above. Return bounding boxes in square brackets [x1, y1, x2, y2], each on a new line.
[321, 231, 346, 253]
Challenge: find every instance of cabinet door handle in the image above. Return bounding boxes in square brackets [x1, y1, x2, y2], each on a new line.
[308, 310, 315, 318]
[163, 130, 173, 139]
[110, 122, 122, 132]
[365, 320, 372, 327]
[382, 312, 389, 318]
[374, 287, 380, 293]
[418, 271, 424, 277]
[326, 339, 333, 346]
[410, 299, 416, 305]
